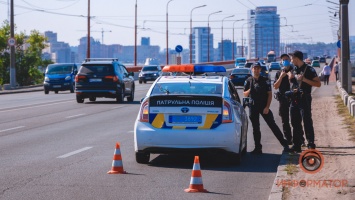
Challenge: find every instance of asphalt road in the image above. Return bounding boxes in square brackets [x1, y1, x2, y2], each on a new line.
[0, 64, 324, 200]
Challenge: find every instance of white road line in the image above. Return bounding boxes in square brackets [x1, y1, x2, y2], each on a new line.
[65, 114, 85, 119]
[112, 106, 125, 109]
[0, 100, 73, 113]
[57, 147, 93, 158]
[0, 126, 25, 133]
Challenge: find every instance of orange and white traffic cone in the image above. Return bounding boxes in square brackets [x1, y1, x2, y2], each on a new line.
[107, 142, 127, 174]
[184, 156, 208, 193]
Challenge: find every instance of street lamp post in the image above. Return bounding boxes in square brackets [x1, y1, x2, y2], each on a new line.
[207, 11, 222, 62]
[166, 0, 174, 65]
[241, 22, 250, 58]
[134, 0, 138, 66]
[232, 20, 243, 60]
[221, 15, 234, 61]
[190, 5, 206, 63]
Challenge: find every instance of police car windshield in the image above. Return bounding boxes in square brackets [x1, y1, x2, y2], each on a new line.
[152, 83, 222, 95]
[46, 65, 72, 74]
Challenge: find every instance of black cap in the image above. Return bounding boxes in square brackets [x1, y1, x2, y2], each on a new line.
[289, 50, 303, 60]
[280, 53, 290, 59]
[252, 62, 262, 68]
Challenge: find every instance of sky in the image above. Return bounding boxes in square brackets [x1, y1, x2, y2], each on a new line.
[0, 0, 354, 50]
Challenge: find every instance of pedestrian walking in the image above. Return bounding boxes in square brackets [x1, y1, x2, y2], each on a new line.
[334, 61, 339, 81]
[243, 62, 291, 154]
[288, 50, 321, 152]
[321, 62, 331, 85]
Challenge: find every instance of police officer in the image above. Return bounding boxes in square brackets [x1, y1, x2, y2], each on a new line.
[244, 62, 291, 154]
[289, 50, 321, 152]
[273, 54, 293, 145]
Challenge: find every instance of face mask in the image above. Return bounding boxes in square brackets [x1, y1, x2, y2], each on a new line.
[283, 60, 291, 67]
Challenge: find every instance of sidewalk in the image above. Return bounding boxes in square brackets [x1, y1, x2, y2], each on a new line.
[0, 84, 43, 95]
[269, 73, 355, 199]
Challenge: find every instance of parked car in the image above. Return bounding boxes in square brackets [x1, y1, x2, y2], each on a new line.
[268, 62, 281, 71]
[43, 63, 78, 94]
[75, 58, 135, 103]
[229, 68, 252, 86]
[134, 65, 248, 165]
[138, 65, 162, 84]
[319, 57, 326, 63]
[311, 60, 320, 68]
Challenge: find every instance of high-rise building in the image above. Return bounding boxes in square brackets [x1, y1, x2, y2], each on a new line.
[247, 6, 280, 59]
[192, 27, 215, 63]
[218, 40, 236, 61]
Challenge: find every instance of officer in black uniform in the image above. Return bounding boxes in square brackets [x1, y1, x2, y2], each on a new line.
[288, 50, 321, 152]
[273, 54, 293, 145]
[244, 62, 291, 154]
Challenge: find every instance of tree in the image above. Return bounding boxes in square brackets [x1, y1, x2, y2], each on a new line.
[0, 20, 52, 86]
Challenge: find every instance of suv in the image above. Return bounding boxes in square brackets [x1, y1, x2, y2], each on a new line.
[43, 63, 78, 94]
[138, 65, 162, 84]
[75, 58, 135, 103]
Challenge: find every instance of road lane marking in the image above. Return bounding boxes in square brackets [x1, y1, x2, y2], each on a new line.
[0, 126, 25, 133]
[0, 100, 73, 113]
[65, 114, 85, 119]
[57, 147, 93, 158]
[112, 106, 125, 109]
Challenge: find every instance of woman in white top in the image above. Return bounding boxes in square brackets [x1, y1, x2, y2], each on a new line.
[321, 62, 331, 85]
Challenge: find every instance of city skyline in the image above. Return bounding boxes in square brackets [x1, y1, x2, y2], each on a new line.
[1, 0, 354, 50]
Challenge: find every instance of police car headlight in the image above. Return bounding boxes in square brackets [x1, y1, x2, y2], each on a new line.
[139, 73, 144, 77]
[44, 77, 50, 82]
[65, 76, 71, 81]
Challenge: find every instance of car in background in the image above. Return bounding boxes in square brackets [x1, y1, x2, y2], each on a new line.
[235, 57, 246, 67]
[319, 57, 326, 63]
[268, 62, 281, 71]
[134, 65, 248, 165]
[260, 65, 271, 80]
[235, 63, 245, 68]
[43, 63, 78, 94]
[75, 58, 135, 103]
[311, 60, 320, 68]
[138, 65, 162, 84]
[313, 56, 320, 61]
[244, 62, 253, 68]
[229, 68, 252, 86]
[305, 58, 312, 64]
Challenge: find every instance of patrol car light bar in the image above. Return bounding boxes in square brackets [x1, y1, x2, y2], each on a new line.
[162, 65, 226, 73]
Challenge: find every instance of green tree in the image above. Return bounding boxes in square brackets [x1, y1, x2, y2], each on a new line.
[0, 20, 52, 86]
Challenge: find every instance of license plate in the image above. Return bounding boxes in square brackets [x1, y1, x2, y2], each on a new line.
[145, 77, 152, 80]
[53, 85, 61, 88]
[90, 78, 102, 82]
[169, 115, 202, 124]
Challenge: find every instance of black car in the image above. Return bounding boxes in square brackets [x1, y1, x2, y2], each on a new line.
[75, 58, 135, 103]
[229, 68, 252, 86]
[138, 65, 162, 84]
[319, 57, 326, 63]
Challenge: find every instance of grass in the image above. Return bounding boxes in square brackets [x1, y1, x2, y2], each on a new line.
[284, 164, 299, 175]
[335, 95, 355, 141]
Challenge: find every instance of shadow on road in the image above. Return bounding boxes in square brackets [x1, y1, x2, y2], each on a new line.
[148, 153, 283, 173]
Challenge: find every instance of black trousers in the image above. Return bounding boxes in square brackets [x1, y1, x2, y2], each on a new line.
[249, 106, 288, 149]
[290, 94, 315, 147]
[278, 98, 292, 143]
[324, 75, 330, 85]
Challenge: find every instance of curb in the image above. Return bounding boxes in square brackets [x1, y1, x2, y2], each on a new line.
[0, 85, 43, 95]
[268, 152, 288, 200]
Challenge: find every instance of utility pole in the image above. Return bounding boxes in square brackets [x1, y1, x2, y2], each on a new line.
[87, 0, 91, 58]
[340, 0, 351, 92]
[10, 0, 16, 88]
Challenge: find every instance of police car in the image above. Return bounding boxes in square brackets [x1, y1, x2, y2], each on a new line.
[134, 65, 248, 164]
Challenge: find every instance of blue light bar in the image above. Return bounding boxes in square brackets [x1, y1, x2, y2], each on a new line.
[193, 65, 226, 73]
